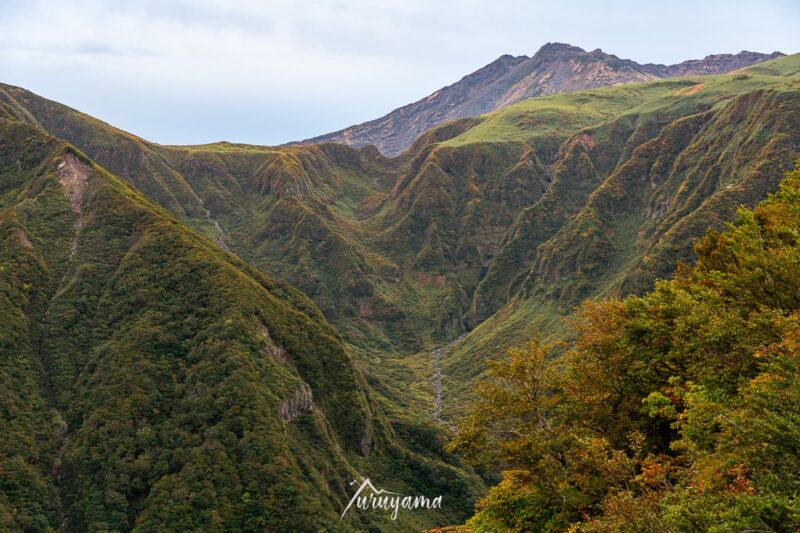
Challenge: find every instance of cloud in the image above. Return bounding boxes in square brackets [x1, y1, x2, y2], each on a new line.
[1, 0, 797, 145]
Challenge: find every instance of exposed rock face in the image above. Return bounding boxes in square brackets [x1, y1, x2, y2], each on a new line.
[639, 50, 785, 77]
[300, 43, 783, 156]
[279, 383, 313, 422]
[55, 153, 92, 257]
[56, 154, 91, 217]
[259, 321, 288, 363]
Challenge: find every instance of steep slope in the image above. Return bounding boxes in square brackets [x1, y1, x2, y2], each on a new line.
[3, 54, 800, 431]
[0, 110, 481, 531]
[448, 159, 800, 531]
[0, 84, 223, 244]
[0, 83, 406, 346]
[441, 56, 800, 413]
[300, 43, 783, 155]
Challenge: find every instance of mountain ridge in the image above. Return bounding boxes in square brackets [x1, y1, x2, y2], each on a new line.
[299, 43, 784, 155]
[0, 98, 482, 531]
[1, 53, 799, 531]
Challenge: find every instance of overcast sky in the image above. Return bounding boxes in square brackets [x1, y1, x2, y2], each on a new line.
[1, 0, 798, 146]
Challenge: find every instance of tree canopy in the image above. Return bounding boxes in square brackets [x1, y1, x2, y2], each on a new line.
[450, 158, 800, 531]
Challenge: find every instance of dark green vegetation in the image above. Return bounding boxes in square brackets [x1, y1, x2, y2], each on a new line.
[450, 159, 800, 531]
[0, 106, 481, 531]
[1, 52, 799, 532]
[3, 55, 800, 421]
[441, 56, 800, 414]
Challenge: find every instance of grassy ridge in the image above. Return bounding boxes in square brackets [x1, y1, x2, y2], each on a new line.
[440, 55, 800, 415]
[1, 54, 799, 529]
[3, 57, 799, 417]
[0, 114, 481, 531]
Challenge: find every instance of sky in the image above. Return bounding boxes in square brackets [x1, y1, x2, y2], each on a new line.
[1, 0, 798, 146]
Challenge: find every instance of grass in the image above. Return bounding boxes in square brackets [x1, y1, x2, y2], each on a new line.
[440, 54, 800, 148]
[2, 54, 800, 525]
[0, 113, 484, 531]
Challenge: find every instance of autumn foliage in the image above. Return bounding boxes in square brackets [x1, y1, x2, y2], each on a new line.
[450, 159, 800, 531]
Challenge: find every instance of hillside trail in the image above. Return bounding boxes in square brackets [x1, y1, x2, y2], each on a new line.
[432, 334, 466, 429]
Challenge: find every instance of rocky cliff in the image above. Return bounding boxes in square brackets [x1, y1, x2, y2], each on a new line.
[300, 43, 783, 155]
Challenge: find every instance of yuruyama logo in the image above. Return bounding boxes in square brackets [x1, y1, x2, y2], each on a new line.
[340, 478, 443, 521]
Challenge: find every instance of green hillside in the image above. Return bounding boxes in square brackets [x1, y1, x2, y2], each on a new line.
[3, 54, 799, 425]
[0, 109, 481, 531]
[448, 157, 800, 531]
[438, 54, 800, 414]
[1, 53, 799, 532]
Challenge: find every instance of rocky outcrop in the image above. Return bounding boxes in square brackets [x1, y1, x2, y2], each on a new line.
[55, 153, 92, 257]
[299, 43, 782, 156]
[640, 50, 784, 77]
[279, 383, 313, 422]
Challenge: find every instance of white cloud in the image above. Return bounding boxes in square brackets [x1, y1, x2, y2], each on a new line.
[1, 0, 797, 145]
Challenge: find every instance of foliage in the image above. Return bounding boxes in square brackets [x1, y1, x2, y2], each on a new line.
[0, 117, 482, 532]
[2, 54, 800, 531]
[3, 56, 800, 425]
[450, 159, 800, 531]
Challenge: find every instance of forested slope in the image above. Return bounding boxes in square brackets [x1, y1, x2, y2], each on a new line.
[0, 108, 480, 532]
[449, 158, 800, 531]
[3, 55, 800, 424]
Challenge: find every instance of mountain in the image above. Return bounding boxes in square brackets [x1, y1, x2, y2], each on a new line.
[0, 99, 481, 531]
[6, 53, 799, 411]
[447, 158, 800, 531]
[1, 52, 799, 531]
[299, 43, 783, 156]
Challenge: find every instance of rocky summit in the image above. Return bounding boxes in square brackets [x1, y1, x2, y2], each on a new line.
[300, 43, 783, 156]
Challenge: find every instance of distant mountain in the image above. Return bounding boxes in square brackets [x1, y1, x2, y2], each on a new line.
[300, 43, 783, 155]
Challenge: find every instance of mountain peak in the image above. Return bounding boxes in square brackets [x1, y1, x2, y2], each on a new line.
[490, 53, 530, 66]
[533, 42, 587, 58]
[300, 45, 784, 156]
